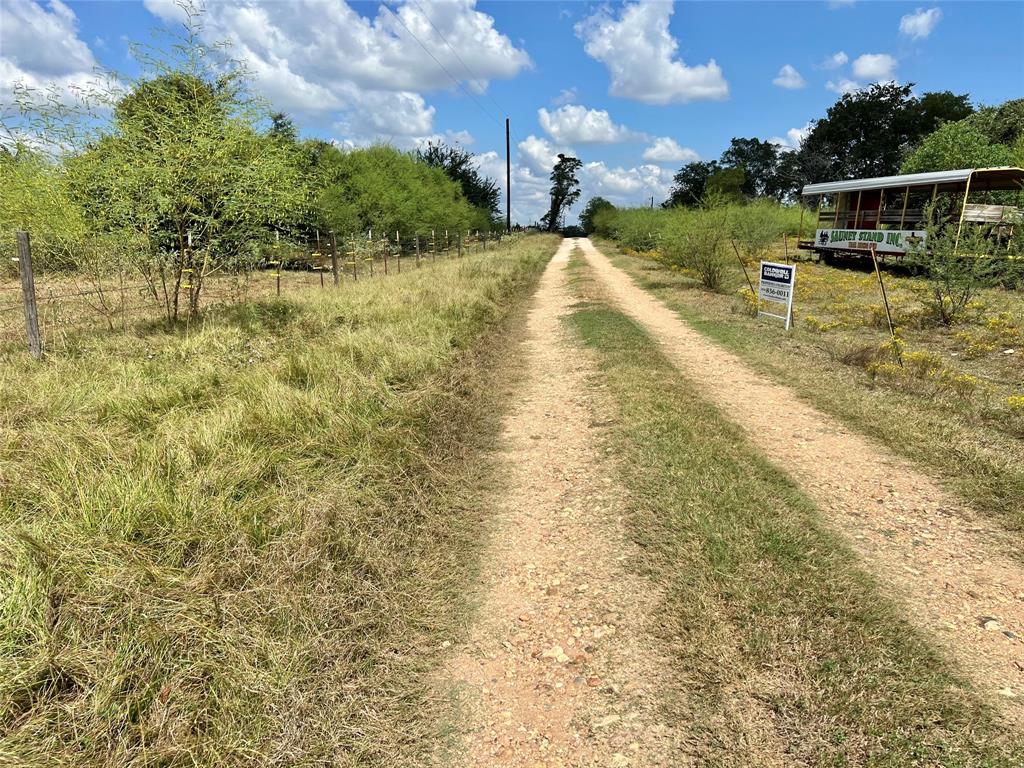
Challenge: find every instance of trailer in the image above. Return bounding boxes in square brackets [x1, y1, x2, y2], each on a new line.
[797, 167, 1024, 261]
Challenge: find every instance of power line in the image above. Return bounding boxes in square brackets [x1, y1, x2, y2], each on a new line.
[381, 2, 503, 128]
[409, 0, 509, 124]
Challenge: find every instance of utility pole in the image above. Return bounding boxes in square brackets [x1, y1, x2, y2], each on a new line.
[505, 117, 512, 233]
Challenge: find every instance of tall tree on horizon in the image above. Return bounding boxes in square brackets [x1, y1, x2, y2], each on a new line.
[541, 153, 582, 232]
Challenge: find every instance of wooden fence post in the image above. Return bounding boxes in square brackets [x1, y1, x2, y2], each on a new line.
[458, 230, 463, 258]
[415, 233, 421, 267]
[395, 230, 401, 274]
[350, 236, 358, 282]
[870, 243, 901, 366]
[330, 231, 340, 286]
[15, 231, 43, 359]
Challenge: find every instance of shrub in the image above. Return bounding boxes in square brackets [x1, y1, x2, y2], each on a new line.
[661, 204, 730, 292]
[729, 199, 786, 264]
[912, 205, 1022, 326]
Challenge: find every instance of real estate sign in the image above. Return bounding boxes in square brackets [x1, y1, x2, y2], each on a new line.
[814, 228, 927, 255]
[758, 261, 796, 330]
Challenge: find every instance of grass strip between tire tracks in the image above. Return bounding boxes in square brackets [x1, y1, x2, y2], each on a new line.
[563, 250, 1023, 767]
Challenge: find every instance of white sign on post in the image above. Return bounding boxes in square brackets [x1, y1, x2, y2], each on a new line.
[758, 261, 796, 330]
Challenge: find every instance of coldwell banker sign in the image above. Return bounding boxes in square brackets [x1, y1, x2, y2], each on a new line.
[815, 228, 927, 255]
[758, 261, 796, 330]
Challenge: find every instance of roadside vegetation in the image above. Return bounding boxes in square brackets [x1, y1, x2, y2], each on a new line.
[0, 6, 501, 327]
[591, 227, 1024, 536]
[0, 235, 556, 766]
[563, 251, 1024, 766]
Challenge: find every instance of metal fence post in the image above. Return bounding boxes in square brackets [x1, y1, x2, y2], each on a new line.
[15, 231, 42, 359]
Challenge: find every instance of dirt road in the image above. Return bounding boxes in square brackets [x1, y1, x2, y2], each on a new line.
[576, 237, 1024, 723]
[438, 239, 691, 766]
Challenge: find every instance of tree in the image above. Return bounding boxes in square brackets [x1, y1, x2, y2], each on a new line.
[417, 141, 501, 220]
[705, 166, 745, 202]
[901, 121, 1014, 174]
[66, 30, 303, 322]
[541, 154, 582, 232]
[0, 146, 88, 271]
[315, 144, 483, 237]
[720, 138, 788, 200]
[268, 111, 299, 143]
[961, 98, 1024, 148]
[795, 83, 974, 184]
[579, 196, 615, 234]
[912, 91, 975, 137]
[664, 160, 718, 208]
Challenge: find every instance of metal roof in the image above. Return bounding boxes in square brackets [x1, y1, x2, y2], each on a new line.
[801, 167, 1024, 195]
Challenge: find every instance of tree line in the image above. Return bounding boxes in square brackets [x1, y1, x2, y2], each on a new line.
[663, 84, 1023, 209]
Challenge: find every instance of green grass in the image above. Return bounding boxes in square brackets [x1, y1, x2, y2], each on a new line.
[0, 234, 557, 767]
[594, 238, 1024, 538]
[563, 252, 1023, 766]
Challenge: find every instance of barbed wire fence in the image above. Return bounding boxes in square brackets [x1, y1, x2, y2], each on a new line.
[2, 227, 516, 359]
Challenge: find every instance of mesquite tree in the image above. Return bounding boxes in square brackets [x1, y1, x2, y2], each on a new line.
[65, 8, 302, 322]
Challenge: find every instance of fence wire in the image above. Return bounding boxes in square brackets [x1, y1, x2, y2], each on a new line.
[1, 230, 517, 356]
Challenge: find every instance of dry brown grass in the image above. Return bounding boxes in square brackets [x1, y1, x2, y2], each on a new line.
[0, 234, 556, 766]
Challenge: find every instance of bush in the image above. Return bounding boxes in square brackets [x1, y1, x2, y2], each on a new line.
[661, 204, 730, 292]
[729, 199, 786, 264]
[912, 205, 1022, 326]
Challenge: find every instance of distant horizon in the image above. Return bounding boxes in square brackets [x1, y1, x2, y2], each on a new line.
[3, 0, 1022, 224]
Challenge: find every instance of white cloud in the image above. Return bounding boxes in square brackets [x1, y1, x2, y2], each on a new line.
[551, 87, 579, 106]
[642, 137, 699, 164]
[822, 51, 848, 69]
[538, 104, 639, 144]
[899, 7, 942, 39]
[577, 161, 674, 211]
[852, 53, 897, 81]
[143, 0, 530, 144]
[826, 78, 861, 95]
[517, 134, 567, 176]
[768, 123, 811, 150]
[773, 64, 806, 89]
[0, 0, 101, 103]
[575, 1, 728, 104]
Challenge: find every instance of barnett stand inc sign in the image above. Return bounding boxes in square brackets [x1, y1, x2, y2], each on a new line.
[758, 261, 796, 330]
[815, 228, 927, 255]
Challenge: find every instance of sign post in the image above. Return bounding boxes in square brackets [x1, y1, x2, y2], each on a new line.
[757, 261, 796, 330]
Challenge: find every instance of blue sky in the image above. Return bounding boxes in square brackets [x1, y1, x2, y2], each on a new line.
[3, 1, 1023, 223]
